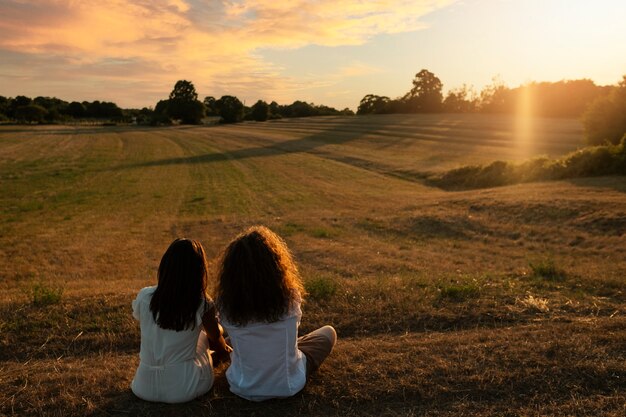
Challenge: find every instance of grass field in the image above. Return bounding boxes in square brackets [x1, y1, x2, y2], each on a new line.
[1, 114, 624, 416]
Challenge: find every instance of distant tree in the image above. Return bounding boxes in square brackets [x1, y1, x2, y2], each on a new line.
[169, 80, 198, 102]
[478, 76, 513, 113]
[288, 101, 317, 117]
[8, 96, 31, 118]
[268, 101, 281, 119]
[203, 96, 218, 116]
[216, 95, 244, 123]
[166, 80, 204, 124]
[405, 69, 443, 112]
[339, 108, 355, 116]
[250, 100, 270, 121]
[443, 85, 478, 113]
[0, 96, 9, 118]
[14, 104, 48, 123]
[582, 75, 626, 145]
[357, 94, 390, 114]
[520, 79, 606, 118]
[151, 100, 172, 125]
[67, 101, 86, 118]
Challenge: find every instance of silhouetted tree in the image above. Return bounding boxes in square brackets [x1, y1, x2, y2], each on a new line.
[14, 104, 47, 123]
[203, 96, 218, 116]
[405, 69, 443, 112]
[478, 77, 513, 113]
[216, 95, 244, 123]
[357, 94, 390, 114]
[250, 100, 270, 121]
[165, 80, 204, 124]
[0, 96, 10, 119]
[269, 101, 281, 119]
[67, 101, 86, 118]
[443, 85, 477, 113]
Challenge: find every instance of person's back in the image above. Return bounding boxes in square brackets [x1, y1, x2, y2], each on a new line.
[220, 303, 306, 401]
[132, 286, 213, 403]
[130, 238, 231, 404]
[216, 226, 337, 401]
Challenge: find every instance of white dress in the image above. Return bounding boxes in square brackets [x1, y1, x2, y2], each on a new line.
[131, 286, 214, 403]
[220, 302, 307, 401]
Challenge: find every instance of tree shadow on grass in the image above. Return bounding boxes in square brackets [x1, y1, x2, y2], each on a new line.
[113, 117, 394, 170]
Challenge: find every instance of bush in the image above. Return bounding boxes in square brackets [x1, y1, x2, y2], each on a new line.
[431, 138, 626, 189]
[528, 257, 566, 282]
[31, 282, 64, 306]
[306, 276, 338, 301]
[437, 284, 479, 302]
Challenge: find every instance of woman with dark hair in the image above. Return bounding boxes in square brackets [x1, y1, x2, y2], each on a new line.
[131, 238, 231, 403]
[216, 226, 337, 401]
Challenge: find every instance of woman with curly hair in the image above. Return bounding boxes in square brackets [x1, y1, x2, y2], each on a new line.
[216, 226, 337, 401]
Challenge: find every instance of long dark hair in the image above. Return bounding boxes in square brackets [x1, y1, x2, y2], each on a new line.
[216, 226, 305, 326]
[150, 238, 208, 331]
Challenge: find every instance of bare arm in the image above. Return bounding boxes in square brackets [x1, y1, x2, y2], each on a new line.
[202, 302, 232, 364]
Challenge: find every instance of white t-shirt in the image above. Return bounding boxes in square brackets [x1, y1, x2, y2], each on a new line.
[220, 302, 307, 401]
[131, 286, 214, 403]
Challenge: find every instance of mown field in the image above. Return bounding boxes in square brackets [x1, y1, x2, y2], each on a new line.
[0, 114, 624, 416]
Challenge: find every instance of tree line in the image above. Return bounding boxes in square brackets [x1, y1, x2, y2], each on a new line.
[357, 69, 626, 145]
[0, 96, 124, 124]
[0, 80, 353, 126]
[151, 80, 354, 125]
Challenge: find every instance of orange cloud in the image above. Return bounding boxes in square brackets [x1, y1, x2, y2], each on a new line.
[0, 0, 456, 107]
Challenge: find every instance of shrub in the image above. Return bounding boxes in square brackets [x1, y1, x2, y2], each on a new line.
[31, 282, 64, 306]
[437, 284, 479, 302]
[306, 276, 338, 301]
[528, 257, 566, 282]
[431, 138, 626, 189]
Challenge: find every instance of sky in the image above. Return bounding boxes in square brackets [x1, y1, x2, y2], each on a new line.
[0, 0, 625, 110]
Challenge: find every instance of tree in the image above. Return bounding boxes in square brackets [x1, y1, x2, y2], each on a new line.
[582, 75, 626, 145]
[0, 96, 9, 119]
[478, 76, 513, 113]
[165, 80, 204, 124]
[405, 69, 443, 112]
[216, 95, 244, 123]
[203, 96, 218, 116]
[250, 100, 269, 121]
[150, 100, 173, 125]
[269, 101, 281, 119]
[14, 104, 47, 123]
[443, 85, 477, 113]
[67, 101, 86, 118]
[169, 80, 198, 101]
[357, 94, 390, 114]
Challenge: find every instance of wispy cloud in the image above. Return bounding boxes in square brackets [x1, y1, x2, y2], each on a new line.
[0, 0, 455, 107]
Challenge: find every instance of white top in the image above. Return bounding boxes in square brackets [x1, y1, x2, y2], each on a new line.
[131, 286, 214, 403]
[220, 302, 307, 401]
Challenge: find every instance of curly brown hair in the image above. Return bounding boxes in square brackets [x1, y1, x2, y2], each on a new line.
[215, 226, 305, 326]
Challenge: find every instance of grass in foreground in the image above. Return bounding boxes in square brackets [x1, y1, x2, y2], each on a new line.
[1, 120, 625, 416]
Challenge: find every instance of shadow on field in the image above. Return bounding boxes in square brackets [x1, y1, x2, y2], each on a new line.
[566, 176, 626, 194]
[117, 117, 394, 169]
[0, 125, 167, 136]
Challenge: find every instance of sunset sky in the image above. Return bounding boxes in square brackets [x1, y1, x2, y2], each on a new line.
[1, 0, 625, 110]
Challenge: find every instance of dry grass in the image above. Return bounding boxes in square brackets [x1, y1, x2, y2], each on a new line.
[0, 115, 624, 416]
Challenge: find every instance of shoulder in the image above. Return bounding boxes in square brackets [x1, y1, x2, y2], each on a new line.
[135, 286, 156, 304]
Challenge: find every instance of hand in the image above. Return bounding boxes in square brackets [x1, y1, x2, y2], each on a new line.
[211, 343, 232, 365]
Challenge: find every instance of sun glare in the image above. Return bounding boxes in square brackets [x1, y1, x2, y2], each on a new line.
[514, 85, 534, 159]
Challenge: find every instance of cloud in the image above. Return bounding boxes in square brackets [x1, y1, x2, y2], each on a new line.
[0, 0, 456, 107]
